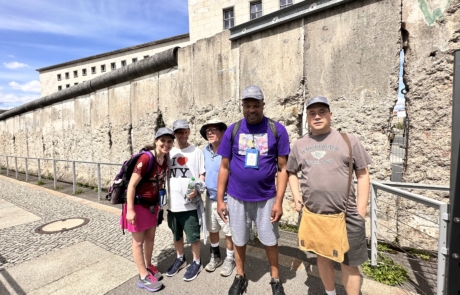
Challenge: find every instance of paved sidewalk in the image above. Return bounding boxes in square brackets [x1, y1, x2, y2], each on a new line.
[0, 175, 408, 295]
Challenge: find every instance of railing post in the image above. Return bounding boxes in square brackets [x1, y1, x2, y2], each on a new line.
[97, 163, 101, 201]
[438, 203, 449, 295]
[6, 156, 9, 176]
[25, 158, 28, 181]
[14, 156, 18, 179]
[37, 159, 41, 181]
[72, 161, 76, 194]
[370, 184, 378, 266]
[53, 159, 56, 189]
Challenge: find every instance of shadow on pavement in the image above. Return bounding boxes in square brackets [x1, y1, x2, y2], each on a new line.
[0, 270, 26, 295]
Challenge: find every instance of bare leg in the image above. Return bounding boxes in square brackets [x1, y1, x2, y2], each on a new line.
[234, 244, 246, 275]
[209, 232, 220, 244]
[132, 231, 148, 277]
[265, 244, 279, 278]
[191, 240, 201, 260]
[316, 255, 336, 292]
[341, 264, 361, 295]
[225, 236, 234, 251]
[174, 238, 185, 256]
[143, 226, 157, 266]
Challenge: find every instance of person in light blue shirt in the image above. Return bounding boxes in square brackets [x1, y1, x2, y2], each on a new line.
[200, 118, 235, 277]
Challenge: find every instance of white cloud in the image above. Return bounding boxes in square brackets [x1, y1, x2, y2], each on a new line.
[4, 61, 29, 69]
[9, 80, 40, 93]
[0, 92, 39, 109]
[7, 55, 15, 58]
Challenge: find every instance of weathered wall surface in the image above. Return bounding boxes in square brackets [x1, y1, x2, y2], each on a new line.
[3, 0, 457, 229]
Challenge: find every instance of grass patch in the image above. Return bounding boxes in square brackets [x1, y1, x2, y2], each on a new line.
[74, 189, 84, 195]
[362, 254, 409, 286]
[408, 249, 433, 261]
[37, 180, 45, 185]
[55, 185, 63, 190]
[93, 187, 98, 192]
[278, 222, 299, 233]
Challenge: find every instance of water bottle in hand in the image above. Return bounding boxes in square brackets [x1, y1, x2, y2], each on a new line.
[184, 177, 196, 202]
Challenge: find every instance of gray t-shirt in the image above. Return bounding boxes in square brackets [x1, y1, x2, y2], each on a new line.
[286, 129, 372, 228]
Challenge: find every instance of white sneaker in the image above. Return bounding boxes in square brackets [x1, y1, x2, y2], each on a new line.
[205, 254, 223, 272]
[220, 257, 235, 277]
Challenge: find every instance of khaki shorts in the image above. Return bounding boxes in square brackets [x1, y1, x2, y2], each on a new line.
[205, 197, 231, 236]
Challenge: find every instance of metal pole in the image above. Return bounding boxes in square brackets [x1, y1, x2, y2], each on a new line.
[97, 163, 101, 201]
[448, 49, 460, 295]
[370, 184, 378, 266]
[72, 161, 76, 194]
[37, 159, 41, 181]
[53, 159, 56, 189]
[438, 203, 449, 295]
[6, 156, 9, 176]
[14, 156, 18, 179]
[25, 158, 28, 181]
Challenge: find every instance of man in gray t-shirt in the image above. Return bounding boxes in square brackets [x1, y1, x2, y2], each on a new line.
[287, 96, 372, 295]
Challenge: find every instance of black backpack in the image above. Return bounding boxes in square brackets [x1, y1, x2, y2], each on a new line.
[106, 148, 157, 205]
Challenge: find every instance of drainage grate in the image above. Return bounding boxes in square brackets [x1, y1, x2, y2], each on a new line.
[35, 218, 90, 234]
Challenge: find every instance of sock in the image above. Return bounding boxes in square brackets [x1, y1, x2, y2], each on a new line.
[194, 258, 201, 265]
[177, 253, 184, 260]
[226, 249, 234, 260]
[210, 243, 221, 258]
[325, 290, 337, 295]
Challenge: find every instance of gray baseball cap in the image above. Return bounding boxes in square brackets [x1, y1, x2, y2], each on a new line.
[155, 127, 175, 140]
[306, 96, 330, 109]
[242, 85, 264, 100]
[172, 119, 190, 131]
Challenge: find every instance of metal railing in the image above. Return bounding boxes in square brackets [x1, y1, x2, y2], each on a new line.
[0, 155, 120, 201]
[370, 181, 449, 295]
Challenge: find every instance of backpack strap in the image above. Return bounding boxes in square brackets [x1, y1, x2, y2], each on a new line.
[340, 133, 353, 214]
[137, 149, 156, 185]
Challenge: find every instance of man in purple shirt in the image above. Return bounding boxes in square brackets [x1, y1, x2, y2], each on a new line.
[217, 85, 290, 295]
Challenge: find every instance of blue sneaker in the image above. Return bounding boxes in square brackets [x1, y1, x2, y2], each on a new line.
[183, 260, 202, 281]
[166, 257, 186, 277]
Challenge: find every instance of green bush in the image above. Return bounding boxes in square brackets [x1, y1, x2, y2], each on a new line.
[395, 121, 405, 130]
[362, 254, 409, 286]
[55, 185, 63, 190]
[408, 249, 432, 261]
[37, 180, 45, 185]
[278, 222, 299, 233]
[74, 189, 84, 195]
[93, 188, 98, 192]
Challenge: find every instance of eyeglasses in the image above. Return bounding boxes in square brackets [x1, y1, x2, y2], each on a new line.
[205, 128, 219, 133]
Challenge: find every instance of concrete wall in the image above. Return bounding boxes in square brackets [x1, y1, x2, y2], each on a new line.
[2, 0, 459, 232]
[188, 0, 305, 42]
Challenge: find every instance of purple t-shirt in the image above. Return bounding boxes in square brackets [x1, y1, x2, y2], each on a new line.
[218, 117, 290, 202]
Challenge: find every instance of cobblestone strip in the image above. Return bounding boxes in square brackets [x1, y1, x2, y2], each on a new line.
[0, 177, 175, 270]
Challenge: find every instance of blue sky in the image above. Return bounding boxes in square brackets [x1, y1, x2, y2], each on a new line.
[0, 0, 189, 109]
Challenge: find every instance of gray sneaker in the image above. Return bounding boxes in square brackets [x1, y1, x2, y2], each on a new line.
[205, 254, 223, 272]
[220, 257, 235, 277]
[137, 273, 163, 292]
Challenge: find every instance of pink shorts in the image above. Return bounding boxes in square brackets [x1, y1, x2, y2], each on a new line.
[120, 204, 158, 232]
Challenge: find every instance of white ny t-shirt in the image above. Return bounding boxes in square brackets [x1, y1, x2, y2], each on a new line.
[168, 144, 205, 212]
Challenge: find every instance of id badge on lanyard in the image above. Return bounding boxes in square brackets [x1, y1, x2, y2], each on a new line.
[245, 148, 259, 169]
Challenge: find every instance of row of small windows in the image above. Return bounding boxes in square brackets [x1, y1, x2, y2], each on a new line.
[223, 0, 293, 29]
[56, 56, 149, 81]
[57, 81, 85, 91]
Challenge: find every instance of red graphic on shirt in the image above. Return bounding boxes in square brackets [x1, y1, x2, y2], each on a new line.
[177, 157, 188, 166]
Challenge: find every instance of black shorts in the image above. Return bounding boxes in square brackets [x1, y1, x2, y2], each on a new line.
[343, 214, 368, 266]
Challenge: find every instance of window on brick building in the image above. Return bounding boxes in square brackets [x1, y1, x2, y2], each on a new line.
[101, 64, 106, 72]
[91, 66, 96, 74]
[82, 68, 87, 76]
[121, 60, 127, 66]
[73, 70, 78, 78]
[250, 1, 262, 20]
[66, 84, 70, 88]
[65, 72, 69, 79]
[74, 82, 78, 85]
[57, 74, 61, 81]
[58, 85, 62, 91]
[144, 55, 149, 59]
[223, 8, 234, 29]
[280, 0, 293, 9]
[132, 58, 138, 63]
[111, 62, 116, 70]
